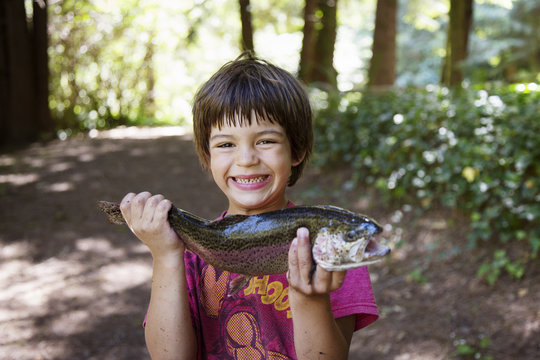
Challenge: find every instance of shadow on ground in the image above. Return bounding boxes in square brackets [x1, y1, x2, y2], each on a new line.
[1, 127, 538, 359]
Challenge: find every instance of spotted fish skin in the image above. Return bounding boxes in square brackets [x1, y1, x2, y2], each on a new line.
[97, 201, 389, 276]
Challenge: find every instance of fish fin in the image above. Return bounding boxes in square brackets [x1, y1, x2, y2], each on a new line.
[228, 275, 252, 297]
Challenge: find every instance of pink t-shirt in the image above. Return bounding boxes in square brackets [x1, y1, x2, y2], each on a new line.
[181, 205, 379, 359]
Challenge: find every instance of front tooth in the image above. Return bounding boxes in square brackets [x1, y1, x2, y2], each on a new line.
[237, 177, 264, 184]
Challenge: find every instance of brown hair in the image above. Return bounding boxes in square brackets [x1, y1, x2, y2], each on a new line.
[192, 53, 313, 186]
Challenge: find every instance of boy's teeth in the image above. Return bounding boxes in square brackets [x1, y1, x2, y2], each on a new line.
[235, 176, 266, 184]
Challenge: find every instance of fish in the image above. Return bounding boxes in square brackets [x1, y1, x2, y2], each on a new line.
[98, 201, 390, 293]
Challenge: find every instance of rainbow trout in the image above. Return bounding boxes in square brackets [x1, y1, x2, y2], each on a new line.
[98, 201, 390, 292]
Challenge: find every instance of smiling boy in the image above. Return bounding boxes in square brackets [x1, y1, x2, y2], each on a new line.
[120, 54, 379, 359]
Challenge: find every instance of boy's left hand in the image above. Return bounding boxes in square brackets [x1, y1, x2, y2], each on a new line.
[287, 227, 346, 295]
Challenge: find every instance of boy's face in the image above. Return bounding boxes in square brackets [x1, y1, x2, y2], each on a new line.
[208, 114, 302, 215]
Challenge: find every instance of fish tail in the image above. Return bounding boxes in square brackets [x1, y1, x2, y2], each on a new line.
[97, 201, 126, 225]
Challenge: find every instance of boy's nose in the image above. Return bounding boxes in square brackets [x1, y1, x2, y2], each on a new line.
[236, 146, 259, 166]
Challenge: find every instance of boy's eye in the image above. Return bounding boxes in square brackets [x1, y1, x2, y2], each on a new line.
[217, 143, 234, 148]
[258, 139, 276, 145]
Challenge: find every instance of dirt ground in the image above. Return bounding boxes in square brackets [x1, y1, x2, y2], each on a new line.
[1, 127, 538, 360]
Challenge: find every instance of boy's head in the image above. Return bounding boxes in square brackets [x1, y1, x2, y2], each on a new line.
[192, 53, 313, 186]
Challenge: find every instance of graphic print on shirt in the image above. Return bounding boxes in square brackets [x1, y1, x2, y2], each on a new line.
[197, 263, 293, 359]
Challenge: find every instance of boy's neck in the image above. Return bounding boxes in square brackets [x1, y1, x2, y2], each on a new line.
[225, 199, 293, 216]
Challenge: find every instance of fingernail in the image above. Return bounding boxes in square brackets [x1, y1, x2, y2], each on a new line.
[298, 227, 309, 238]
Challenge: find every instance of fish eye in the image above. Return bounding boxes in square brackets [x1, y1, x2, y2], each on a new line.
[347, 231, 356, 239]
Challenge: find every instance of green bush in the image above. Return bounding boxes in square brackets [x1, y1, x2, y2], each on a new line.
[310, 84, 540, 281]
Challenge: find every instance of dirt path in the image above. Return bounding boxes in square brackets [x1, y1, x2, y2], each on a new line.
[1, 127, 538, 359]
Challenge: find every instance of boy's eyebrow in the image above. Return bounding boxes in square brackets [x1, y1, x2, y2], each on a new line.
[209, 134, 232, 141]
[256, 129, 286, 137]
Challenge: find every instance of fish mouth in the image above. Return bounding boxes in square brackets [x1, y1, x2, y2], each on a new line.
[313, 231, 391, 271]
[362, 239, 391, 262]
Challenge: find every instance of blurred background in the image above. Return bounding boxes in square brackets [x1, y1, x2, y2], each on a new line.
[1, 0, 539, 359]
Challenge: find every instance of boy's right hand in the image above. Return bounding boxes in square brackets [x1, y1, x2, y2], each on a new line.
[120, 192, 185, 263]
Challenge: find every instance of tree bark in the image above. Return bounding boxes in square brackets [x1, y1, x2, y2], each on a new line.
[367, 0, 398, 88]
[441, 0, 473, 86]
[1, 0, 36, 145]
[239, 0, 254, 52]
[298, 0, 318, 82]
[310, 0, 338, 89]
[0, 2, 8, 142]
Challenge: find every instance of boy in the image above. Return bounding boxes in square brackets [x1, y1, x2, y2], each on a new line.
[120, 54, 379, 359]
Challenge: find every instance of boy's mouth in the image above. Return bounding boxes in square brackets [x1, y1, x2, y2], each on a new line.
[233, 175, 269, 184]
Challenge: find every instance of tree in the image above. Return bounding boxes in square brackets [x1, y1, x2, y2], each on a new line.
[298, 0, 318, 82]
[367, 0, 398, 88]
[239, 0, 254, 52]
[298, 0, 339, 89]
[441, 0, 473, 86]
[0, 0, 52, 146]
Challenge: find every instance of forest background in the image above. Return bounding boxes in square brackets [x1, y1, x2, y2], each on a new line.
[1, 0, 539, 359]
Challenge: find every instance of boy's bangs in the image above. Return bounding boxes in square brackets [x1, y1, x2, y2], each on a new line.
[211, 88, 282, 130]
[214, 110, 278, 130]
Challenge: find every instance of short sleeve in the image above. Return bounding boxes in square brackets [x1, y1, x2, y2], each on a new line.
[330, 266, 379, 331]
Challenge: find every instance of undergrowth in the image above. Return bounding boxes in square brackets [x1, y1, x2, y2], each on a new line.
[310, 83, 540, 283]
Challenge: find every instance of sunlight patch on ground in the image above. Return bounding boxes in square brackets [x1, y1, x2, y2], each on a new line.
[90, 125, 191, 139]
[41, 181, 74, 192]
[393, 347, 447, 360]
[75, 237, 130, 264]
[0, 155, 16, 166]
[0, 173, 39, 186]
[0, 257, 85, 308]
[98, 261, 152, 292]
[48, 161, 72, 172]
[0, 242, 31, 259]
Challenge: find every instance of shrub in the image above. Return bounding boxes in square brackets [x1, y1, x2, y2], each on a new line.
[311, 84, 540, 281]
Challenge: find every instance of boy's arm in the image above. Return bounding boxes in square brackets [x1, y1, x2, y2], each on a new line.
[145, 253, 197, 360]
[121, 192, 197, 360]
[287, 228, 354, 360]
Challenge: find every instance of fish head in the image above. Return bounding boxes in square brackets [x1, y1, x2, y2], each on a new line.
[312, 220, 390, 271]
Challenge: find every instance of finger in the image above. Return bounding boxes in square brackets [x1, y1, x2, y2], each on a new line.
[154, 198, 172, 222]
[288, 237, 299, 283]
[120, 192, 136, 220]
[142, 194, 165, 223]
[330, 270, 347, 291]
[132, 192, 152, 220]
[295, 227, 313, 284]
[311, 265, 332, 293]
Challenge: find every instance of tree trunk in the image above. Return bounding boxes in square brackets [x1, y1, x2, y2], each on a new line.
[239, 0, 254, 52]
[310, 0, 339, 89]
[0, 2, 8, 142]
[1, 0, 36, 145]
[33, 0, 53, 137]
[441, 0, 473, 86]
[367, 0, 397, 88]
[298, 0, 318, 82]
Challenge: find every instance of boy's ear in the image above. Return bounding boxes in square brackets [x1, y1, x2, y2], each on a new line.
[292, 151, 306, 167]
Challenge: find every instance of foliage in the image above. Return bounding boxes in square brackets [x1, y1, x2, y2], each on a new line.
[47, 0, 241, 133]
[397, 0, 540, 86]
[43, 0, 539, 135]
[452, 334, 493, 360]
[311, 83, 540, 281]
